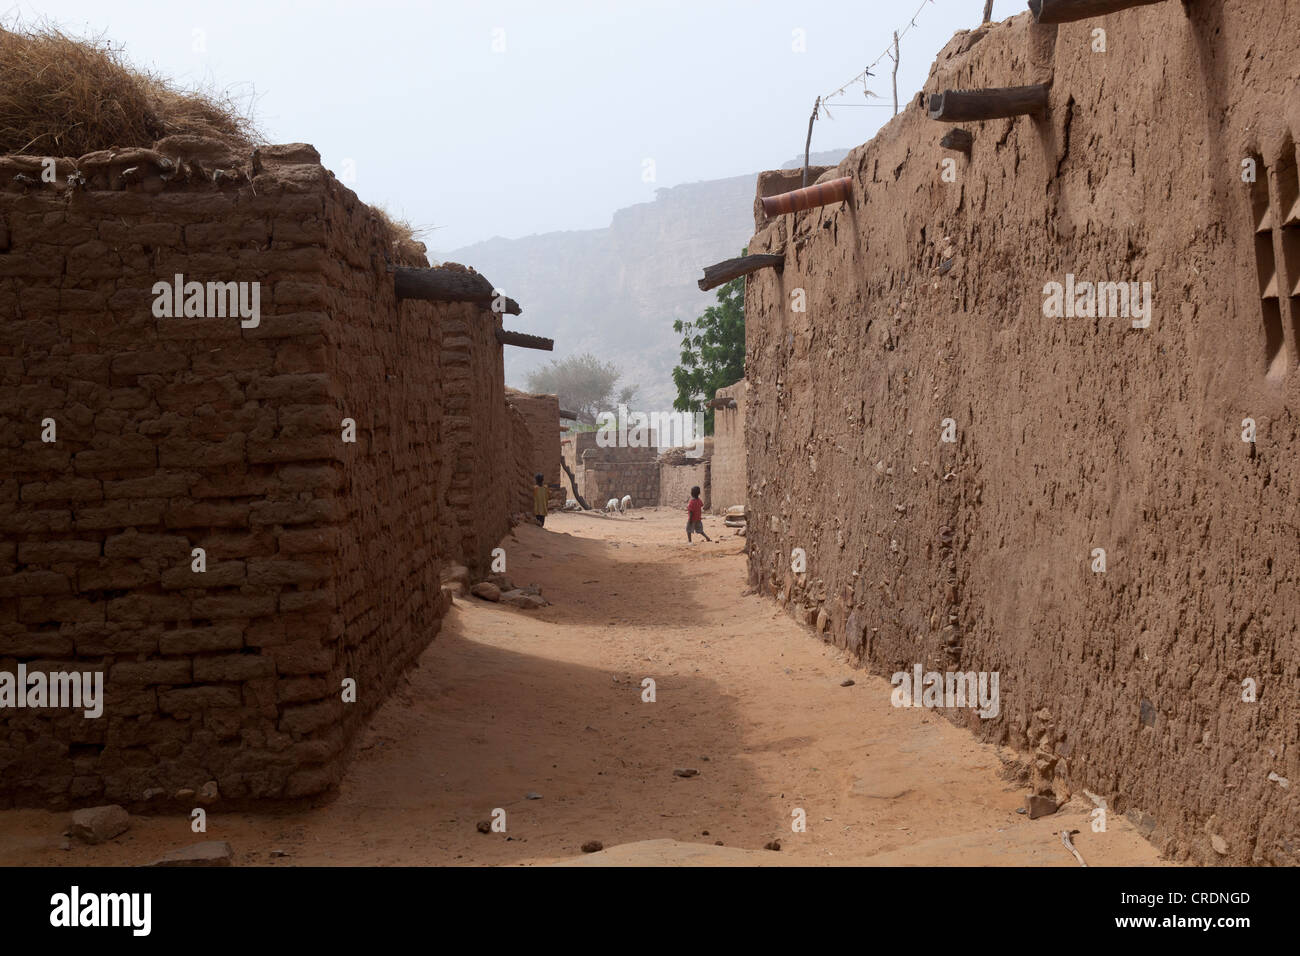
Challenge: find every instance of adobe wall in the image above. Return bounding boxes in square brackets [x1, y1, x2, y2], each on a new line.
[560, 431, 595, 501]
[436, 287, 531, 576]
[583, 460, 659, 509]
[659, 460, 709, 511]
[709, 379, 747, 514]
[561, 430, 661, 506]
[506, 388, 564, 508]
[744, 5, 1299, 864]
[0, 139, 515, 807]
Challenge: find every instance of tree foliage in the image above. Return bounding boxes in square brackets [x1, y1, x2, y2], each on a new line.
[672, 265, 745, 434]
[525, 353, 636, 425]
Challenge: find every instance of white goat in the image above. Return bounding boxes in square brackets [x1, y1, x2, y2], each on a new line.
[605, 498, 620, 513]
[619, 495, 632, 513]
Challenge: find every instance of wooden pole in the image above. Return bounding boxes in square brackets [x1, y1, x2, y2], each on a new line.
[760, 176, 854, 217]
[698, 254, 785, 292]
[891, 32, 900, 116]
[393, 265, 522, 314]
[560, 458, 590, 510]
[928, 84, 1050, 122]
[495, 328, 553, 350]
[803, 97, 820, 188]
[558, 408, 580, 420]
[940, 128, 974, 153]
[1029, 0, 1168, 23]
[983, 0, 994, 22]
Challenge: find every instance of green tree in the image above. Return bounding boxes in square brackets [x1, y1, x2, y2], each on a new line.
[526, 353, 636, 425]
[672, 265, 745, 434]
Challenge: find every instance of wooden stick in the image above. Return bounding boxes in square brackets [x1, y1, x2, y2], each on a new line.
[1059, 829, 1088, 867]
[496, 328, 553, 350]
[393, 265, 522, 314]
[983, 0, 994, 21]
[803, 97, 820, 188]
[560, 458, 590, 510]
[558, 408, 580, 420]
[928, 84, 1050, 122]
[1029, 0, 1169, 23]
[891, 32, 900, 116]
[760, 177, 853, 217]
[698, 254, 785, 292]
[940, 128, 974, 153]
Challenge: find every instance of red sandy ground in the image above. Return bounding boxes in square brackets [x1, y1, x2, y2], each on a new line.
[0, 508, 1171, 866]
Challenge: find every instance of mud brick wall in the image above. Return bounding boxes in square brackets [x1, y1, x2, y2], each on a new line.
[709, 380, 747, 514]
[437, 299, 529, 576]
[508, 403, 533, 514]
[561, 432, 596, 501]
[0, 140, 477, 807]
[583, 461, 659, 509]
[744, 5, 1299, 864]
[659, 461, 709, 511]
[506, 388, 563, 508]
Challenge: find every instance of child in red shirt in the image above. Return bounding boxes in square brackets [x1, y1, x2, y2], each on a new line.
[686, 486, 711, 543]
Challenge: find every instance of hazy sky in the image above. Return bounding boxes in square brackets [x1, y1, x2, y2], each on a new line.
[17, 0, 1022, 249]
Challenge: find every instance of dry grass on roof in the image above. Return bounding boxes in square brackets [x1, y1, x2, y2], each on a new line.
[0, 22, 257, 157]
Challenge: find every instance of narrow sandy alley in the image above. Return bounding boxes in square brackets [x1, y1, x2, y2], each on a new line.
[0, 509, 1170, 867]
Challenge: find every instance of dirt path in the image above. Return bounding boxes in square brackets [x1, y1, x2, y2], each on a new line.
[0, 508, 1170, 866]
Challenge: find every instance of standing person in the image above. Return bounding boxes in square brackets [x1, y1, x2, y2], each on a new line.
[686, 485, 711, 543]
[533, 473, 548, 527]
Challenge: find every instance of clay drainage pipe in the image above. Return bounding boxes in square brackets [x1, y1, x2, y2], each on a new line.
[760, 177, 853, 217]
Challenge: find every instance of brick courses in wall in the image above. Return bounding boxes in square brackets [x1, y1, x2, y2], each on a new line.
[0, 139, 524, 807]
[506, 388, 564, 508]
[742, 6, 1299, 864]
[659, 460, 709, 511]
[709, 379, 747, 514]
[435, 298, 532, 578]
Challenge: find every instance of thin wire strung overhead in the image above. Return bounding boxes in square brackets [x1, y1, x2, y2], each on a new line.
[819, 0, 934, 118]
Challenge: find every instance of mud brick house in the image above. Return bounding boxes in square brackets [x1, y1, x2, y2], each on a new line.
[744, 4, 1298, 863]
[506, 388, 564, 508]
[708, 380, 746, 514]
[0, 138, 531, 807]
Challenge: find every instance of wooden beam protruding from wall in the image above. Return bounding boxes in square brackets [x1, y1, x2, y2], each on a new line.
[759, 177, 853, 218]
[496, 328, 553, 351]
[393, 265, 522, 314]
[697, 254, 785, 292]
[928, 84, 1050, 122]
[1029, 0, 1168, 24]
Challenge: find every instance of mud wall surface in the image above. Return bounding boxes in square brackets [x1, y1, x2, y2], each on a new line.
[561, 431, 661, 506]
[506, 388, 563, 507]
[437, 293, 528, 577]
[560, 432, 595, 501]
[659, 461, 709, 511]
[710, 380, 747, 514]
[0, 140, 503, 807]
[744, 5, 1299, 864]
[583, 460, 659, 509]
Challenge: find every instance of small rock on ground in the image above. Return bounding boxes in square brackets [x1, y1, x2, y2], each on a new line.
[68, 805, 130, 845]
[470, 582, 502, 602]
[501, 589, 548, 609]
[1025, 794, 1058, 819]
[673, 768, 698, 778]
[581, 840, 603, 853]
[147, 841, 233, 867]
